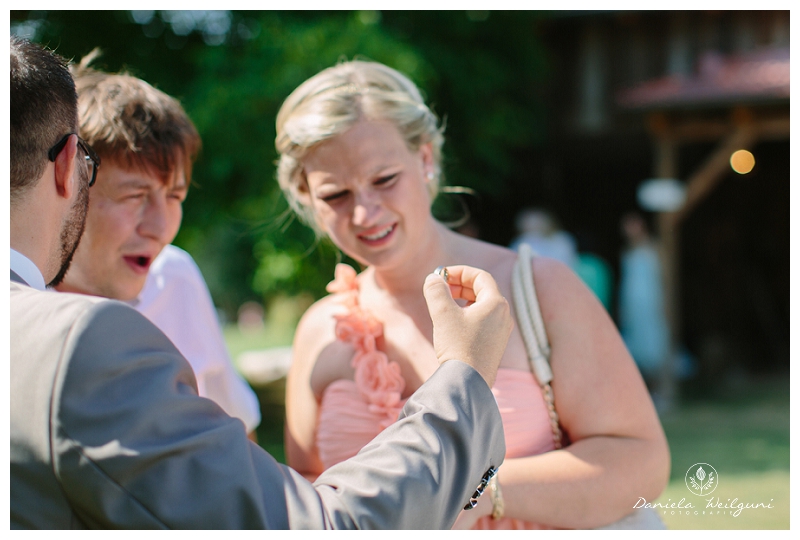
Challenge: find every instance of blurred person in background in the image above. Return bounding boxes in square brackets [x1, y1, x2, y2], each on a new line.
[55, 51, 261, 439]
[276, 60, 669, 530]
[618, 211, 670, 409]
[509, 207, 578, 268]
[573, 229, 613, 312]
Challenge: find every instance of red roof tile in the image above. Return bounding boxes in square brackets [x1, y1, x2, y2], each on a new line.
[617, 48, 789, 109]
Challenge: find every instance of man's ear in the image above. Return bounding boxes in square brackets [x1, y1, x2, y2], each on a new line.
[53, 134, 78, 200]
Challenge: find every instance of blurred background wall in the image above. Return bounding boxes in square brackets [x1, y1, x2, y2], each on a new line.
[11, 9, 789, 396]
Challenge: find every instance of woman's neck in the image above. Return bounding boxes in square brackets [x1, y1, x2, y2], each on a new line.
[369, 220, 462, 299]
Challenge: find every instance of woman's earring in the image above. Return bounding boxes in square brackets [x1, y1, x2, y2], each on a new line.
[426, 171, 435, 182]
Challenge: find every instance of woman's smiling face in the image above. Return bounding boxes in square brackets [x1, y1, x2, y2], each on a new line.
[302, 119, 435, 268]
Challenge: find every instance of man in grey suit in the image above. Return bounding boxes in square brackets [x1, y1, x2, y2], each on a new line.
[10, 36, 512, 529]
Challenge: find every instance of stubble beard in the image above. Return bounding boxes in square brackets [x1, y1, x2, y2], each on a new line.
[47, 170, 89, 288]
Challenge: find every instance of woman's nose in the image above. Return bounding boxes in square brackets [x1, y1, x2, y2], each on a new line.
[352, 192, 382, 227]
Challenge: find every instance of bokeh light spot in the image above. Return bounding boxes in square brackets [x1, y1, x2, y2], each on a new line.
[730, 149, 755, 174]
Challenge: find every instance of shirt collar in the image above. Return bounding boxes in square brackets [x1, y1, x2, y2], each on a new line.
[10, 248, 47, 291]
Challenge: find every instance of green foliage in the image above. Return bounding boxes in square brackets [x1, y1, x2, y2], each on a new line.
[12, 10, 549, 316]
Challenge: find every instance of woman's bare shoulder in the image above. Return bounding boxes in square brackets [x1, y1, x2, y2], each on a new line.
[292, 293, 359, 397]
[529, 255, 590, 309]
[455, 234, 519, 276]
[292, 295, 345, 357]
[530, 254, 576, 283]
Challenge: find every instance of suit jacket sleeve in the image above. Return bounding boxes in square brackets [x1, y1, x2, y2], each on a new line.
[52, 301, 505, 529]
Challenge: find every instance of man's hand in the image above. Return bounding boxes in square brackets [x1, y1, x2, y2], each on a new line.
[422, 265, 513, 387]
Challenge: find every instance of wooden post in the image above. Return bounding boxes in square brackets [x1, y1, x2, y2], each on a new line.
[652, 130, 680, 412]
[657, 210, 679, 411]
[677, 126, 756, 221]
[647, 110, 759, 412]
[642, 107, 785, 412]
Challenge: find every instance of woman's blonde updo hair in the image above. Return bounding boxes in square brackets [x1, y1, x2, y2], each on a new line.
[275, 60, 444, 230]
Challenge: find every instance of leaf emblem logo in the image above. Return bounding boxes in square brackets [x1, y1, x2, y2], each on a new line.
[685, 463, 718, 496]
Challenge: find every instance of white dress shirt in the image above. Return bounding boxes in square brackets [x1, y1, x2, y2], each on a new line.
[10, 248, 46, 291]
[133, 245, 261, 433]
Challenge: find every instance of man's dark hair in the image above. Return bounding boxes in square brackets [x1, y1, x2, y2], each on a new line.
[10, 36, 78, 204]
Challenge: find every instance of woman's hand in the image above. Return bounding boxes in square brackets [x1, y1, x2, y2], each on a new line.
[422, 265, 513, 387]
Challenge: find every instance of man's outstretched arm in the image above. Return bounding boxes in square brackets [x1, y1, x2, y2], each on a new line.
[52, 265, 510, 529]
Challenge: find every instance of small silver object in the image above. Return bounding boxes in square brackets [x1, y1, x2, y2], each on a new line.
[434, 266, 449, 283]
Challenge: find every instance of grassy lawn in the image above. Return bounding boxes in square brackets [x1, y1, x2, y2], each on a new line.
[653, 377, 790, 529]
[225, 318, 790, 530]
[223, 321, 293, 464]
[223, 323, 293, 364]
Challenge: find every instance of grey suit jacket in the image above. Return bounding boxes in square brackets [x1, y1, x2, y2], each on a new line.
[10, 273, 505, 529]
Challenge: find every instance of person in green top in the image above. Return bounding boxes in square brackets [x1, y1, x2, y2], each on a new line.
[573, 230, 613, 312]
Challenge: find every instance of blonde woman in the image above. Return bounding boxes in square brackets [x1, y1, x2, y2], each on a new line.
[277, 60, 670, 529]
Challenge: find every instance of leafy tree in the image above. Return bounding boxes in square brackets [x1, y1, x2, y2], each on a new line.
[11, 10, 549, 317]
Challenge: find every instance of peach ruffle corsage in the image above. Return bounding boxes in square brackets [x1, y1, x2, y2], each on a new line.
[326, 264, 405, 428]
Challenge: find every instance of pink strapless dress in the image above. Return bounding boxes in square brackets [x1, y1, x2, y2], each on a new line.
[316, 264, 556, 529]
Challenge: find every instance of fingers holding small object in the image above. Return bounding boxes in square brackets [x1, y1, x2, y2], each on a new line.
[430, 265, 506, 307]
[434, 265, 471, 302]
[423, 269, 457, 317]
[441, 265, 502, 304]
[433, 266, 458, 301]
[424, 264, 513, 386]
[434, 265, 449, 283]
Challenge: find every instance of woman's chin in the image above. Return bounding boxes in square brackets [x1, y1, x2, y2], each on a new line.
[349, 249, 402, 271]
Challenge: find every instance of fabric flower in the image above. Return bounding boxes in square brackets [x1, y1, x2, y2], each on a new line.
[327, 264, 406, 432]
[333, 311, 382, 350]
[354, 350, 405, 428]
[354, 350, 405, 405]
[326, 264, 359, 294]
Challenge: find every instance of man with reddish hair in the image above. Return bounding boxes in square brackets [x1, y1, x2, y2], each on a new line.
[55, 52, 261, 438]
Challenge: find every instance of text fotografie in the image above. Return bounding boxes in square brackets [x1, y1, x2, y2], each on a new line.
[633, 497, 774, 517]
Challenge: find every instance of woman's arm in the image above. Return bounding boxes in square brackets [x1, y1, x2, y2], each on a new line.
[284, 302, 333, 482]
[457, 257, 670, 529]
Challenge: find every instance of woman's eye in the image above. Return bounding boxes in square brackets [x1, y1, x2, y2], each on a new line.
[375, 174, 398, 186]
[320, 191, 348, 203]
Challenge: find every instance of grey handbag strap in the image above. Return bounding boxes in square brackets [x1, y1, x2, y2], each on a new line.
[512, 243, 563, 449]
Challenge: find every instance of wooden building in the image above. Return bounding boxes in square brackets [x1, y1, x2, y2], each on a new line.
[514, 11, 789, 393]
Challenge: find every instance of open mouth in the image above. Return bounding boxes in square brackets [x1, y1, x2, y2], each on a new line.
[123, 255, 152, 273]
[358, 223, 397, 244]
